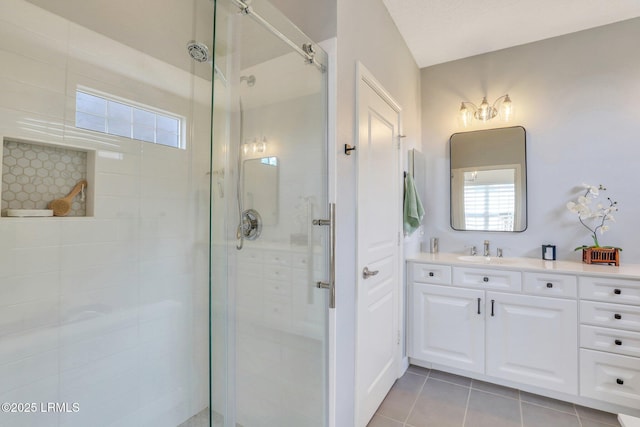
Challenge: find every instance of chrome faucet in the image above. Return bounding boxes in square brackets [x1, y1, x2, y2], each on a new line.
[469, 245, 477, 256]
[483, 240, 490, 257]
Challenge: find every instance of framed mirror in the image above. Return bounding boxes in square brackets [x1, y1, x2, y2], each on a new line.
[243, 156, 279, 225]
[450, 126, 527, 232]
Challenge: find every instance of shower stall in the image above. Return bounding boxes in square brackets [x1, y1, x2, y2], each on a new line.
[210, 0, 330, 426]
[0, 0, 215, 426]
[0, 0, 328, 426]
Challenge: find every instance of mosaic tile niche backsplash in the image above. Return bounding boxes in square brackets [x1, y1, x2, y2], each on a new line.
[2, 140, 88, 216]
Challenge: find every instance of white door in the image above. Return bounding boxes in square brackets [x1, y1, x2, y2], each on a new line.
[355, 64, 402, 427]
[486, 292, 578, 394]
[411, 284, 485, 373]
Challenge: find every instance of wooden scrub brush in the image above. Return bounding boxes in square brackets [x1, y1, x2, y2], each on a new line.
[48, 180, 88, 216]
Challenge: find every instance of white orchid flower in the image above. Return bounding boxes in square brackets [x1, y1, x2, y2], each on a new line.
[568, 183, 618, 248]
[578, 196, 591, 205]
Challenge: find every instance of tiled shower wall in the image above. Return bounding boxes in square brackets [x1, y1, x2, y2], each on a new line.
[2, 140, 88, 216]
[0, 1, 211, 427]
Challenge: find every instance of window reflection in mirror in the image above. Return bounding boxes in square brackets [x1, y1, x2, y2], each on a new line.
[450, 126, 526, 232]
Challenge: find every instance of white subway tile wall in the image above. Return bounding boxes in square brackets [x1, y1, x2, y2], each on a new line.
[0, 1, 211, 427]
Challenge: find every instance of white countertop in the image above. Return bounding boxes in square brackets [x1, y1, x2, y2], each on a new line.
[407, 252, 640, 280]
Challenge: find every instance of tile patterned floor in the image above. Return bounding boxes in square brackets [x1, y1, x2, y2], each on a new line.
[177, 408, 211, 427]
[178, 408, 244, 427]
[369, 365, 621, 427]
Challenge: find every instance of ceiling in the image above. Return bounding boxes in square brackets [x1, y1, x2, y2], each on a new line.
[382, 0, 640, 68]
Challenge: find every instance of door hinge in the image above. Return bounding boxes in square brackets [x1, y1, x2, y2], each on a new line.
[397, 330, 401, 345]
[397, 231, 401, 246]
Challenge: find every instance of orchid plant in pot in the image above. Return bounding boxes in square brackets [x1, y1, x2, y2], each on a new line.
[566, 184, 621, 265]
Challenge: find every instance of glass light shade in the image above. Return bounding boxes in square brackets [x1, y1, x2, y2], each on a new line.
[254, 140, 266, 153]
[500, 94, 514, 122]
[458, 103, 473, 127]
[475, 97, 495, 122]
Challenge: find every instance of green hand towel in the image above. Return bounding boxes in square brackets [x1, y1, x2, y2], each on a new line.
[403, 172, 425, 235]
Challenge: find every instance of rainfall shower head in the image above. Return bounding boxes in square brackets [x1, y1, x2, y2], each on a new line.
[187, 40, 229, 86]
[187, 40, 210, 63]
[240, 75, 256, 87]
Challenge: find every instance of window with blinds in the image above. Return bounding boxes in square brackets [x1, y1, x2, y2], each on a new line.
[75, 90, 184, 149]
[464, 183, 516, 231]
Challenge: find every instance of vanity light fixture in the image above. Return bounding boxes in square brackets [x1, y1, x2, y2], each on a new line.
[459, 94, 514, 127]
[242, 137, 267, 155]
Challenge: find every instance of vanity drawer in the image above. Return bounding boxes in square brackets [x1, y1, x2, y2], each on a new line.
[580, 349, 640, 409]
[264, 278, 292, 296]
[263, 264, 292, 282]
[412, 263, 451, 285]
[523, 272, 577, 298]
[580, 301, 640, 332]
[291, 252, 324, 273]
[291, 252, 310, 269]
[579, 276, 640, 306]
[581, 325, 640, 358]
[237, 247, 263, 263]
[453, 267, 521, 292]
[263, 251, 292, 267]
[263, 295, 292, 328]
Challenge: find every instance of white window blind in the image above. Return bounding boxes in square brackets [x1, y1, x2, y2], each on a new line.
[464, 183, 515, 231]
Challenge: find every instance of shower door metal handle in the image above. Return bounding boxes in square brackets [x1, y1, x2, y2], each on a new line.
[314, 203, 336, 308]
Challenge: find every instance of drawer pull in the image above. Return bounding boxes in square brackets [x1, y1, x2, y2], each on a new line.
[546, 282, 553, 288]
[477, 298, 481, 315]
[614, 313, 622, 320]
[614, 288, 622, 295]
[616, 378, 624, 385]
[483, 277, 489, 283]
[615, 339, 623, 346]
[491, 299, 495, 317]
[428, 272, 434, 277]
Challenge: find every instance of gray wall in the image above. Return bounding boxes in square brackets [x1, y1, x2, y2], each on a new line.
[421, 18, 640, 261]
[335, 0, 422, 423]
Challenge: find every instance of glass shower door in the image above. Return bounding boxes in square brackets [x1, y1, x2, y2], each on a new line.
[210, 0, 329, 426]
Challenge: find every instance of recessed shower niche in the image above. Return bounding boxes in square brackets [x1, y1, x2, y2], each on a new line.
[1, 138, 95, 217]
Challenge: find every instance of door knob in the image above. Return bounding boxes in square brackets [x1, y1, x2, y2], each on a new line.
[362, 266, 379, 279]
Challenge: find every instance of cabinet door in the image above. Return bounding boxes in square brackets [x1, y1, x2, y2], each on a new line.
[411, 283, 484, 373]
[486, 292, 578, 394]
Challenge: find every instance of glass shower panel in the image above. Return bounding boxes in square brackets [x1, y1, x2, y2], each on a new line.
[211, 0, 329, 425]
[0, 1, 212, 426]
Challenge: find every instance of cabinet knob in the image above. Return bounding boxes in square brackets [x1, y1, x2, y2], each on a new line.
[616, 378, 624, 385]
[546, 282, 553, 288]
[615, 339, 622, 346]
[483, 277, 489, 282]
[614, 313, 622, 320]
[614, 289, 622, 295]
[428, 272, 434, 277]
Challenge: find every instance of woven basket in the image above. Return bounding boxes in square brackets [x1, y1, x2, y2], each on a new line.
[582, 247, 620, 266]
